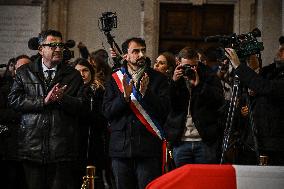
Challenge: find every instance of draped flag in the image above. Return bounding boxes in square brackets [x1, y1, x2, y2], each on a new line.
[146, 164, 284, 189]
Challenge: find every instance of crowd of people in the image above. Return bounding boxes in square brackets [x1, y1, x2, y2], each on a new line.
[1, 29, 284, 189]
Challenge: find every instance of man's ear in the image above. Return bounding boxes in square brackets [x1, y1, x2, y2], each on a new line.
[38, 46, 43, 55]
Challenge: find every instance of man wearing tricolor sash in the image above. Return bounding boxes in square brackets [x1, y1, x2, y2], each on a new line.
[102, 37, 170, 189]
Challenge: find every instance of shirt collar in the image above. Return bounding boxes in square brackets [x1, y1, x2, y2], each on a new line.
[41, 60, 57, 72]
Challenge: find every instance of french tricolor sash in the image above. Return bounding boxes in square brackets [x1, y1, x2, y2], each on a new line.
[112, 68, 165, 140]
[112, 68, 168, 173]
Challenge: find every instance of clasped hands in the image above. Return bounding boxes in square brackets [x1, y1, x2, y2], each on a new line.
[44, 83, 67, 105]
[122, 73, 149, 102]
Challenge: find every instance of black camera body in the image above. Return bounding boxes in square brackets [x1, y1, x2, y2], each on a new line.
[206, 28, 264, 60]
[182, 64, 196, 80]
[99, 12, 117, 32]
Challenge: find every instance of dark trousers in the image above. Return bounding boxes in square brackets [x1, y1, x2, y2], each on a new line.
[111, 157, 161, 189]
[23, 161, 79, 189]
[0, 159, 27, 189]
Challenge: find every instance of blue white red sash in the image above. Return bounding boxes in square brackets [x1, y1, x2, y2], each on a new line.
[112, 68, 165, 140]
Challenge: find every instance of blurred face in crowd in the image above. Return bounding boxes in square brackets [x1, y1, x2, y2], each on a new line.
[154, 55, 169, 75]
[39, 35, 63, 69]
[278, 48, 284, 60]
[15, 58, 31, 71]
[124, 41, 147, 69]
[197, 52, 207, 65]
[247, 54, 260, 74]
[75, 64, 92, 85]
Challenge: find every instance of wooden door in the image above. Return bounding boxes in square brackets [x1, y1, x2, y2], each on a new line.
[159, 3, 234, 54]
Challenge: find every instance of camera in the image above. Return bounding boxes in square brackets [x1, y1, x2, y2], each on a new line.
[182, 64, 196, 80]
[99, 12, 117, 32]
[62, 40, 76, 61]
[205, 28, 264, 60]
[98, 11, 123, 70]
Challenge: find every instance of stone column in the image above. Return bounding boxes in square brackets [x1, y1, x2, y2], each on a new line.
[47, 0, 69, 39]
[256, 0, 282, 66]
[143, 0, 159, 63]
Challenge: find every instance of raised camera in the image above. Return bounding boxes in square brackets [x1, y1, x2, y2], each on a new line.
[99, 12, 117, 32]
[182, 64, 196, 80]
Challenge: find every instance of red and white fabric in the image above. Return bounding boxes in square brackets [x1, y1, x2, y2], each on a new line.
[146, 164, 284, 189]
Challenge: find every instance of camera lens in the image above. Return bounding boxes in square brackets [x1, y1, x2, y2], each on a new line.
[183, 65, 196, 80]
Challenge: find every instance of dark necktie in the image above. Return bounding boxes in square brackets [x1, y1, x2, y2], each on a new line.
[45, 70, 54, 88]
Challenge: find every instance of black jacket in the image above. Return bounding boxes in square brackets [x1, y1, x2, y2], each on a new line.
[79, 85, 109, 168]
[102, 66, 170, 158]
[165, 63, 224, 146]
[0, 76, 21, 159]
[235, 63, 284, 152]
[8, 57, 84, 163]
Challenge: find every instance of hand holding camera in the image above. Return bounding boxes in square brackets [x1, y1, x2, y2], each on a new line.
[225, 48, 241, 69]
[173, 64, 199, 86]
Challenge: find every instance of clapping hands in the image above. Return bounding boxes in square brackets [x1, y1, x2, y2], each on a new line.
[44, 83, 67, 105]
[122, 72, 149, 101]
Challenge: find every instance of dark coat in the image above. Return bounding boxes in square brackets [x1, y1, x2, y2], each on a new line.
[102, 67, 170, 158]
[165, 63, 224, 146]
[235, 63, 284, 152]
[8, 57, 84, 163]
[78, 85, 109, 168]
[0, 76, 21, 159]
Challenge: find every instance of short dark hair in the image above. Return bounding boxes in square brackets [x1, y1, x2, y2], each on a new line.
[178, 47, 198, 60]
[90, 49, 109, 62]
[121, 37, 146, 54]
[15, 54, 30, 62]
[38, 29, 62, 44]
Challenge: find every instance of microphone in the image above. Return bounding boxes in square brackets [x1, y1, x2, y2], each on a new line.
[0, 64, 7, 68]
[28, 37, 40, 50]
[65, 40, 76, 48]
[204, 35, 231, 43]
[279, 36, 284, 46]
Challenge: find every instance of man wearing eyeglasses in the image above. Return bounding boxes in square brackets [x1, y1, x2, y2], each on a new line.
[8, 29, 84, 189]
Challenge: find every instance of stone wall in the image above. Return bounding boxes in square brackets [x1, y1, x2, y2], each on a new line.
[0, 0, 283, 66]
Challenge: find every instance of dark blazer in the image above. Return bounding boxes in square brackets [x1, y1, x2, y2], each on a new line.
[165, 63, 224, 146]
[102, 66, 170, 158]
[8, 57, 84, 163]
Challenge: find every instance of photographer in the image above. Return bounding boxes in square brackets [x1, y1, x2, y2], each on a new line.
[226, 47, 284, 165]
[165, 47, 224, 167]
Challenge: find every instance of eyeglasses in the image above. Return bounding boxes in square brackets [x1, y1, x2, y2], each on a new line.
[41, 42, 65, 50]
